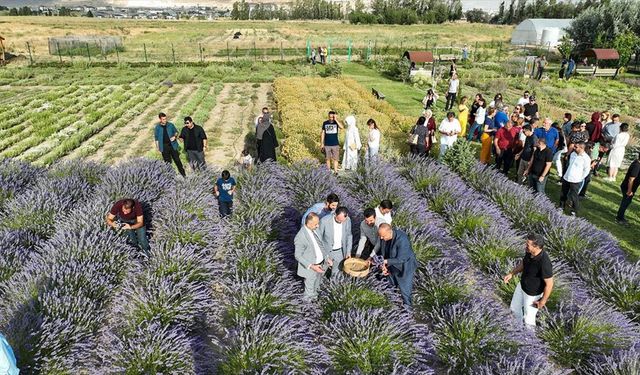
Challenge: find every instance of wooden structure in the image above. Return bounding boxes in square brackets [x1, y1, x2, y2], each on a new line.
[403, 51, 434, 64]
[575, 49, 620, 78]
[0, 36, 5, 65]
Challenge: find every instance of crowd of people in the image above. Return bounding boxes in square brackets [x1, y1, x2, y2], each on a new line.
[416, 82, 638, 224]
[294, 194, 555, 330]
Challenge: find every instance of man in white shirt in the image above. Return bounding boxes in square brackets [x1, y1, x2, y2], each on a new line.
[517, 91, 530, 107]
[294, 213, 333, 301]
[560, 142, 591, 216]
[438, 111, 462, 159]
[318, 207, 352, 279]
[445, 73, 459, 111]
[374, 199, 393, 227]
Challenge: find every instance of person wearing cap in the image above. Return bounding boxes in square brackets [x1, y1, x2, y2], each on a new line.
[523, 96, 539, 122]
[179, 116, 208, 171]
[504, 233, 554, 329]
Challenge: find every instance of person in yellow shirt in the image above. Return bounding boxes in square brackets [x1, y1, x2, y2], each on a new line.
[458, 96, 469, 137]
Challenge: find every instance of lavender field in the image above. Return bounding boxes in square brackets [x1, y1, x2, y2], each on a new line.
[0, 156, 638, 374]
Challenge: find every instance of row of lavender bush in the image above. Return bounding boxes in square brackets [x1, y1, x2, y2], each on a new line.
[398, 155, 639, 373]
[341, 159, 561, 374]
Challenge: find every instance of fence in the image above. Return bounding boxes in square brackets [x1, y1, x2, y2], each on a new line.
[16, 38, 528, 66]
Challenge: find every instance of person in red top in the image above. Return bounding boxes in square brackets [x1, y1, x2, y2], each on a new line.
[106, 198, 150, 253]
[494, 120, 521, 175]
[423, 109, 437, 155]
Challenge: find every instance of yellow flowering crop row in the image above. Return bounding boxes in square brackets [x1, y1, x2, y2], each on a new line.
[273, 77, 414, 162]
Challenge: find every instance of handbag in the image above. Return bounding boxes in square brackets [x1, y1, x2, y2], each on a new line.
[408, 126, 419, 145]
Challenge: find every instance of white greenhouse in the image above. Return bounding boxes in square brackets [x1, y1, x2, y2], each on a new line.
[510, 18, 573, 47]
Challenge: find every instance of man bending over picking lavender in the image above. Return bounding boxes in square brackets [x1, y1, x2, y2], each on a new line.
[106, 198, 150, 254]
[504, 234, 554, 329]
[378, 223, 418, 306]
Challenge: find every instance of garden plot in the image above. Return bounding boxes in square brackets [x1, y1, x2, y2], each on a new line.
[274, 76, 414, 162]
[204, 83, 271, 167]
[96, 84, 196, 164]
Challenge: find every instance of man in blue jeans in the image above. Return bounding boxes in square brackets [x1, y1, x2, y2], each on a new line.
[106, 198, 150, 253]
[215, 170, 236, 218]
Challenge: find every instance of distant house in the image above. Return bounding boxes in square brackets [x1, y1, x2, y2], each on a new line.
[511, 18, 573, 47]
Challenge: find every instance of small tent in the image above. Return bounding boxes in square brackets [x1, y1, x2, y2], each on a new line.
[511, 19, 573, 47]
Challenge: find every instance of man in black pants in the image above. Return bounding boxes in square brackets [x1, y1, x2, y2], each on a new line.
[616, 153, 640, 225]
[560, 142, 591, 216]
[154, 112, 186, 177]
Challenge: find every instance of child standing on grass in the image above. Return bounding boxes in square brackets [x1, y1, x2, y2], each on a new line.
[214, 170, 236, 218]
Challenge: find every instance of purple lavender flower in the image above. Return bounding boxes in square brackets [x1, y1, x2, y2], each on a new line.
[0, 158, 42, 208]
[214, 314, 325, 374]
[324, 308, 434, 374]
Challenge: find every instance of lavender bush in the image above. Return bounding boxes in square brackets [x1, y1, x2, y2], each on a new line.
[581, 347, 640, 375]
[537, 301, 640, 368]
[215, 314, 323, 375]
[0, 158, 42, 209]
[316, 274, 400, 321]
[459, 161, 640, 323]
[325, 308, 433, 374]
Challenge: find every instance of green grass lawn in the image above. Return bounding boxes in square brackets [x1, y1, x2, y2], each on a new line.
[343, 63, 640, 261]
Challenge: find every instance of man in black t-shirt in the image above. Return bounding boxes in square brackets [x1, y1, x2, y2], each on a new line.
[179, 116, 208, 171]
[616, 154, 640, 225]
[515, 124, 537, 184]
[525, 138, 553, 193]
[523, 96, 539, 122]
[504, 233, 554, 329]
[321, 111, 344, 174]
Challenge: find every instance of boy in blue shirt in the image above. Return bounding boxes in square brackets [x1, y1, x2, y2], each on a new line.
[214, 170, 236, 218]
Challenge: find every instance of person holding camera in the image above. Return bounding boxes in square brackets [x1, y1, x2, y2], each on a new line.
[106, 198, 150, 253]
[321, 111, 344, 174]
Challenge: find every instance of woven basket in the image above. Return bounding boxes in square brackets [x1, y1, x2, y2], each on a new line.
[343, 257, 370, 278]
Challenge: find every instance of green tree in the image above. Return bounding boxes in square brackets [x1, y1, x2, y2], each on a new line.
[557, 35, 573, 58]
[465, 8, 489, 23]
[612, 31, 640, 67]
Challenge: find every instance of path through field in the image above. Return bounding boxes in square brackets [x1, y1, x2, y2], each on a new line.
[88, 84, 194, 164]
[204, 83, 271, 168]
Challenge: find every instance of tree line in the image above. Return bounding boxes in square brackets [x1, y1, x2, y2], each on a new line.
[465, 0, 605, 25]
[231, 0, 462, 24]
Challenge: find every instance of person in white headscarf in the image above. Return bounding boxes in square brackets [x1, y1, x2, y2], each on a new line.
[343, 115, 362, 170]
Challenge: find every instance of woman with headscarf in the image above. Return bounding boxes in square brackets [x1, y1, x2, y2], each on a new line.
[343, 115, 362, 170]
[585, 111, 603, 162]
[256, 112, 278, 163]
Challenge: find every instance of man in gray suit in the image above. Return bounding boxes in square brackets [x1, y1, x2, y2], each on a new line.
[318, 206, 352, 279]
[294, 212, 333, 300]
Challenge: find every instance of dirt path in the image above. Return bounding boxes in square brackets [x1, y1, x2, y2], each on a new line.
[204, 83, 271, 168]
[91, 84, 194, 164]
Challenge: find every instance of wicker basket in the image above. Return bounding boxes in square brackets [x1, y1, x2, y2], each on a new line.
[343, 257, 371, 278]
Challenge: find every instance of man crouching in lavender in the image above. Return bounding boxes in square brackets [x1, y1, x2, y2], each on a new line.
[503, 233, 554, 329]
